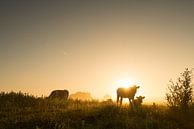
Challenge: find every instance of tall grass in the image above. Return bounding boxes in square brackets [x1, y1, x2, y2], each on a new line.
[0, 91, 193, 129]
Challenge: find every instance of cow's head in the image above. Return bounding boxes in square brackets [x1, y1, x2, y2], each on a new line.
[131, 85, 140, 89]
[136, 96, 145, 103]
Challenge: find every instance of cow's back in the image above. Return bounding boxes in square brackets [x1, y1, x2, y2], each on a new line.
[117, 88, 129, 98]
[117, 87, 138, 99]
[49, 90, 69, 100]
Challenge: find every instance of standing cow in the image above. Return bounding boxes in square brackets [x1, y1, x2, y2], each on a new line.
[48, 89, 69, 100]
[117, 85, 140, 107]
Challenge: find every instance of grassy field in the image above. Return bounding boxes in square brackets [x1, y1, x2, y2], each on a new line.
[0, 92, 194, 129]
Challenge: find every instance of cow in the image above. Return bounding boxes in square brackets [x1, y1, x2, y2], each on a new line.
[117, 85, 140, 107]
[133, 96, 145, 108]
[48, 89, 69, 100]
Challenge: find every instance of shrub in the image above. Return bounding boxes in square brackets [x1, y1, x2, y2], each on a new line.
[166, 68, 193, 111]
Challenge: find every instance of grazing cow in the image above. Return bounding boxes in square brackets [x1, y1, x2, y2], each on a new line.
[117, 85, 140, 106]
[48, 89, 69, 100]
[133, 96, 145, 108]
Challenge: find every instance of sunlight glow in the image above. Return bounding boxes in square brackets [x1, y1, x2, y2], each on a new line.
[115, 77, 142, 88]
[116, 79, 134, 88]
[111, 78, 143, 95]
[110, 78, 144, 103]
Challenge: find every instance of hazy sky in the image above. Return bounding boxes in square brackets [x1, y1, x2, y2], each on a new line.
[1, 1, 194, 102]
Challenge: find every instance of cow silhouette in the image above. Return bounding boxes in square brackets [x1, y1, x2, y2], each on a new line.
[48, 89, 69, 100]
[117, 85, 140, 106]
[134, 96, 145, 108]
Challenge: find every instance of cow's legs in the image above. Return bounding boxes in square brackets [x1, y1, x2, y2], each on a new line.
[129, 99, 134, 110]
[117, 95, 119, 105]
[131, 99, 135, 108]
[120, 97, 123, 106]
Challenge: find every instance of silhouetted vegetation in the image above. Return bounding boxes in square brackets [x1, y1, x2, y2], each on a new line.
[0, 91, 194, 129]
[166, 68, 193, 112]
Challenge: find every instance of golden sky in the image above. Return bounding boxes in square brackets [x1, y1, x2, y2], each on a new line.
[1, 1, 194, 102]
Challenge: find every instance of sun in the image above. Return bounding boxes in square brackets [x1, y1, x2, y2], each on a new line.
[115, 79, 134, 88]
[114, 78, 142, 89]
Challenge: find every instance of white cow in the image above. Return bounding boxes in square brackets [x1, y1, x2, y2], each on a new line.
[117, 85, 140, 106]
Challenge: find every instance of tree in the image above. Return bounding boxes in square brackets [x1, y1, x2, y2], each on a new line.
[166, 68, 193, 111]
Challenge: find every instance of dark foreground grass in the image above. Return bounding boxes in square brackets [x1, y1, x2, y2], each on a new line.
[0, 92, 194, 129]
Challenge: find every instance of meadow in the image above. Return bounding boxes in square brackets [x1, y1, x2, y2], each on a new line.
[0, 92, 194, 129]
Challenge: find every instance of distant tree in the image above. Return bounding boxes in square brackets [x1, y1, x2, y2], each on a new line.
[69, 92, 93, 101]
[166, 68, 193, 111]
[103, 94, 112, 101]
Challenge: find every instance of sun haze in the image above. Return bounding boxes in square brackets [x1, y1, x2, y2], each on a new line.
[1, 1, 194, 103]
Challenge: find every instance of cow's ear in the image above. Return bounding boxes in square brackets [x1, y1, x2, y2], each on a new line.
[143, 96, 145, 99]
[137, 86, 140, 88]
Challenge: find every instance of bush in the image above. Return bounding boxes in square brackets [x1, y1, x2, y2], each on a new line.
[166, 68, 193, 111]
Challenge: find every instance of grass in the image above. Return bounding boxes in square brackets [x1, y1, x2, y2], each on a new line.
[0, 92, 194, 129]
